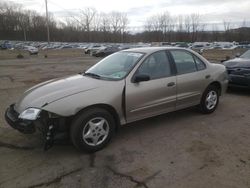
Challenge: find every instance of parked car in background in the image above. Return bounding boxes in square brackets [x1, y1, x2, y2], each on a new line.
[84, 44, 103, 54]
[1, 41, 12, 50]
[24, 46, 39, 55]
[5, 47, 228, 152]
[223, 49, 250, 89]
[238, 41, 250, 48]
[191, 42, 210, 50]
[211, 44, 223, 49]
[118, 44, 133, 50]
[175, 42, 189, 48]
[59, 45, 73, 49]
[93, 46, 120, 57]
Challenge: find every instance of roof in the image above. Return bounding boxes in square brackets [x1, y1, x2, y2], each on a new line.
[123, 47, 186, 54]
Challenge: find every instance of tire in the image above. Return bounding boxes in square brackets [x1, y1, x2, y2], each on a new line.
[70, 108, 115, 152]
[199, 85, 219, 114]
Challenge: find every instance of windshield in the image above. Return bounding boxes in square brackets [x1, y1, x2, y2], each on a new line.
[240, 50, 250, 59]
[85, 51, 144, 80]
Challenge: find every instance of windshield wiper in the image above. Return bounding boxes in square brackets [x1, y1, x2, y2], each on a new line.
[84, 72, 101, 79]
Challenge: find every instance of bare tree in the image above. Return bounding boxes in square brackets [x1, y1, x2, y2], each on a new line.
[159, 11, 171, 41]
[110, 11, 122, 33]
[80, 7, 96, 41]
[120, 13, 129, 42]
[92, 12, 101, 32]
[18, 11, 30, 41]
[99, 13, 110, 32]
[176, 15, 184, 41]
[109, 11, 129, 42]
[144, 18, 153, 32]
[190, 13, 200, 42]
[211, 24, 219, 41]
[177, 15, 183, 32]
[223, 20, 231, 31]
[184, 15, 191, 41]
[223, 20, 231, 41]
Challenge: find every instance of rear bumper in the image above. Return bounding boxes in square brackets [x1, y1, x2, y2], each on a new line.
[228, 74, 250, 88]
[5, 104, 36, 134]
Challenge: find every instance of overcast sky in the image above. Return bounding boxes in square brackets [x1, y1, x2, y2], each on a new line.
[8, 0, 250, 29]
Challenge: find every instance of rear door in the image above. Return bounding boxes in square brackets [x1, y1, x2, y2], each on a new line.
[125, 50, 177, 123]
[169, 50, 209, 109]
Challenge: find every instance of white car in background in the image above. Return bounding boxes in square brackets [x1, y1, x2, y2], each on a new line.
[24, 46, 39, 55]
[84, 44, 103, 54]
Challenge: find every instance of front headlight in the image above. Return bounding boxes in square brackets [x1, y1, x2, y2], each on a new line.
[19, 108, 41, 120]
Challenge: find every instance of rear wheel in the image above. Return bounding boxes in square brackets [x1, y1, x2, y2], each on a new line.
[70, 108, 115, 152]
[199, 85, 219, 114]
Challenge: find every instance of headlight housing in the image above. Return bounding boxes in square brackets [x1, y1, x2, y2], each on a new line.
[19, 108, 41, 120]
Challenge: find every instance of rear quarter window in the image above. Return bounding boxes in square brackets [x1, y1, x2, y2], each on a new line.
[194, 56, 206, 70]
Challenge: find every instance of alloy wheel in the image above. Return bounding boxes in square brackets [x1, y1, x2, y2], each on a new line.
[82, 117, 110, 146]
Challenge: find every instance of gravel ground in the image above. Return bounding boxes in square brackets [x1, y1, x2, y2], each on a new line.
[0, 54, 249, 188]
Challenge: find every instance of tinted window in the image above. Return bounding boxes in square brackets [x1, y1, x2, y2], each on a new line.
[137, 51, 171, 79]
[170, 50, 197, 74]
[194, 56, 206, 70]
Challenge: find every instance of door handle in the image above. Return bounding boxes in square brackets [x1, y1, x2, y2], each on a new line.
[167, 82, 175, 87]
[205, 75, 211, 79]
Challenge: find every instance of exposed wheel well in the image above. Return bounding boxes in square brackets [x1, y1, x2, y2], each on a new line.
[209, 81, 222, 95]
[75, 104, 121, 131]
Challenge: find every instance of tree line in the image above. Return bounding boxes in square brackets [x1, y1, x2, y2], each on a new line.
[0, 1, 249, 43]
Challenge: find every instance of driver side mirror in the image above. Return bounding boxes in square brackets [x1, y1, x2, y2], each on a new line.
[235, 53, 240, 58]
[133, 74, 150, 83]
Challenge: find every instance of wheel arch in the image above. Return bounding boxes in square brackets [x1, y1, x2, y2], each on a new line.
[208, 81, 222, 95]
[75, 104, 121, 131]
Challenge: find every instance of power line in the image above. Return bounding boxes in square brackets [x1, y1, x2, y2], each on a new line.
[48, 0, 84, 27]
[45, 0, 50, 44]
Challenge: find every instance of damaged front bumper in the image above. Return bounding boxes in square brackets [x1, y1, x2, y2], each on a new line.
[5, 104, 36, 134]
[5, 104, 61, 150]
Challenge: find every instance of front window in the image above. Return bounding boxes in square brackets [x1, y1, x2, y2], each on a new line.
[136, 51, 172, 79]
[85, 52, 144, 80]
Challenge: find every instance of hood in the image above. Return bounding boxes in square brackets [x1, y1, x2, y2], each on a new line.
[223, 58, 250, 68]
[15, 74, 102, 113]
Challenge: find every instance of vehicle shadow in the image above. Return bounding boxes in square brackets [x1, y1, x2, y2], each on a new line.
[227, 87, 250, 96]
[115, 107, 201, 139]
[49, 107, 201, 153]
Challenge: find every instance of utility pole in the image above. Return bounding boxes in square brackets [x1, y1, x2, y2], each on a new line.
[45, 0, 50, 44]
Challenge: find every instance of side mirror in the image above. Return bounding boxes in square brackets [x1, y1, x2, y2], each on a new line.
[133, 74, 150, 83]
[235, 53, 240, 58]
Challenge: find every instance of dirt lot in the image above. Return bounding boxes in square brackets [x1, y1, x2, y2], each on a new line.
[0, 49, 250, 188]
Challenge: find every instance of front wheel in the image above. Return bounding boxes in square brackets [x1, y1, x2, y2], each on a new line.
[199, 85, 219, 114]
[70, 108, 115, 152]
